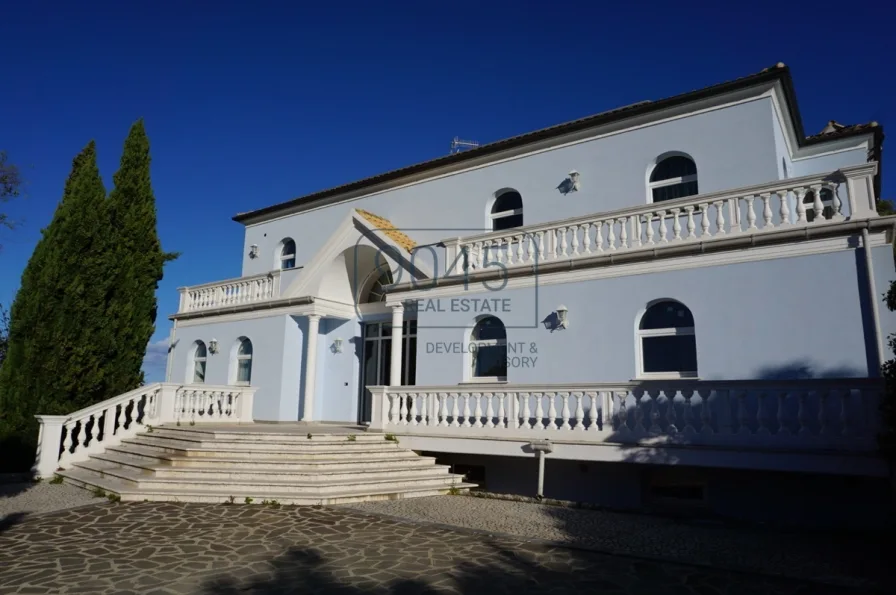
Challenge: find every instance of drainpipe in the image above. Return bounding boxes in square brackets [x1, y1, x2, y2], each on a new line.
[529, 440, 553, 500]
[862, 228, 885, 374]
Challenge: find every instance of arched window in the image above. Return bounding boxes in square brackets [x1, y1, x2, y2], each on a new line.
[638, 300, 697, 377]
[235, 338, 253, 385]
[365, 269, 393, 303]
[490, 190, 523, 231]
[648, 155, 698, 203]
[802, 188, 834, 222]
[192, 341, 207, 384]
[279, 239, 296, 270]
[470, 316, 507, 379]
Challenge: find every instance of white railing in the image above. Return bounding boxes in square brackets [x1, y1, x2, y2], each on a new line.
[178, 270, 281, 313]
[32, 382, 256, 478]
[445, 164, 878, 275]
[368, 379, 881, 452]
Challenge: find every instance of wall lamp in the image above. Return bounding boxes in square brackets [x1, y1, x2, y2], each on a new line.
[249, 244, 259, 259]
[557, 305, 569, 329]
[332, 338, 344, 354]
[209, 338, 219, 354]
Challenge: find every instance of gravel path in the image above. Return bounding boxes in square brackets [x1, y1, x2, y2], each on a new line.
[340, 495, 892, 588]
[0, 480, 99, 520]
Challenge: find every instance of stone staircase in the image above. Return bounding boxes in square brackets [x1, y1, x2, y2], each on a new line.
[57, 425, 474, 504]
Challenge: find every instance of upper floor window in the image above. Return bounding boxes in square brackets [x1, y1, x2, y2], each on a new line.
[470, 316, 507, 380]
[365, 269, 394, 303]
[638, 300, 697, 378]
[279, 238, 296, 270]
[192, 341, 207, 384]
[234, 338, 253, 385]
[490, 190, 523, 231]
[649, 154, 698, 203]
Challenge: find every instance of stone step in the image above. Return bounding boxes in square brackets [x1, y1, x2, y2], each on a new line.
[87, 452, 447, 482]
[119, 439, 407, 460]
[131, 434, 403, 452]
[63, 463, 466, 496]
[150, 426, 384, 444]
[93, 450, 436, 472]
[59, 468, 473, 505]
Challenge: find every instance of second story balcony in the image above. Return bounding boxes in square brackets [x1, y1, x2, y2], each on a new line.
[175, 164, 880, 315]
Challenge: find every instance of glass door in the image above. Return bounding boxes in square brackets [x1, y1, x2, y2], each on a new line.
[358, 321, 416, 423]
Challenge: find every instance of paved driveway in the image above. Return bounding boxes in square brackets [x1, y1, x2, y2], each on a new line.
[0, 502, 880, 594]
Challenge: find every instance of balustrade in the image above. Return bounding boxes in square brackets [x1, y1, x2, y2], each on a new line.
[368, 379, 880, 452]
[178, 271, 281, 313]
[448, 165, 877, 276]
[32, 383, 257, 478]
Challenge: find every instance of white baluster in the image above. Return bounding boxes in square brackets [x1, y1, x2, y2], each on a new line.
[560, 393, 571, 430]
[618, 218, 628, 249]
[657, 211, 668, 243]
[587, 392, 598, 431]
[438, 393, 448, 427]
[570, 227, 580, 256]
[548, 393, 559, 430]
[746, 196, 758, 230]
[536, 232, 545, 261]
[797, 391, 809, 435]
[516, 236, 524, 263]
[666, 391, 679, 434]
[648, 391, 661, 434]
[682, 390, 695, 434]
[607, 220, 616, 251]
[521, 393, 532, 429]
[829, 182, 843, 221]
[699, 390, 713, 434]
[471, 393, 482, 428]
[714, 201, 725, 235]
[779, 188, 791, 225]
[633, 394, 646, 433]
[631, 215, 642, 248]
[388, 393, 397, 424]
[581, 224, 592, 254]
[686, 206, 696, 239]
[450, 393, 460, 427]
[700, 204, 711, 237]
[811, 184, 824, 222]
[409, 393, 418, 426]
[495, 393, 505, 429]
[595, 221, 604, 253]
[461, 394, 472, 428]
[484, 393, 495, 428]
[761, 193, 773, 228]
[672, 208, 682, 241]
[534, 393, 544, 430]
[616, 393, 628, 433]
[774, 391, 787, 435]
[510, 392, 519, 429]
[795, 188, 808, 223]
[574, 393, 585, 431]
[644, 213, 655, 245]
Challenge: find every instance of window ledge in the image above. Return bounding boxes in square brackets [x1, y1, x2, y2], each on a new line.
[633, 374, 700, 381]
[460, 378, 508, 385]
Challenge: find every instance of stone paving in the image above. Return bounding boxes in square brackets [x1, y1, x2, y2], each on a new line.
[0, 501, 886, 595]
[341, 495, 892, 588]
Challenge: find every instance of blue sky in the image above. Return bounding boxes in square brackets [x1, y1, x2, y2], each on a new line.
[1, 0, 893, 382]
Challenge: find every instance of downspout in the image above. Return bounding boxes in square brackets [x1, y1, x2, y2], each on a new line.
[862, 228, 885, 374]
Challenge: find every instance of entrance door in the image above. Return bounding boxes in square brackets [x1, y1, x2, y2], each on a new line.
[359, 320, 416, 423]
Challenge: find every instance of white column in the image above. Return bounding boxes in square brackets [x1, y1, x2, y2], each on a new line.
[301, 314, 322, 422]
[389, 304, 404, 386]
[32, 415, 67, 479]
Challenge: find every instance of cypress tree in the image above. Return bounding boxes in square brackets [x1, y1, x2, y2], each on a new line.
[105, 120, 176, 395]
[0, 142, 109, 469]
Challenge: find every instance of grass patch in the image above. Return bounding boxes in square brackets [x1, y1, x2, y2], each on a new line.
[106, 493, 121, 503]
[347, 434, 357, 442]
[91, 486, 107, 498]
[244, 496, 254, 504]
[384, 433, 398, 443]
[447, 486, 462, 496]
[49, 474, 64, 485]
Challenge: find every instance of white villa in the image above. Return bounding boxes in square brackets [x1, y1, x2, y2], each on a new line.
[34, 63, 894, 528]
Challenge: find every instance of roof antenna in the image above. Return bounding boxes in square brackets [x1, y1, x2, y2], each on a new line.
[450, 136, 479, 154]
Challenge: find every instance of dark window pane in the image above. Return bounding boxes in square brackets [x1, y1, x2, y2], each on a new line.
[475, 344, 507, 377]
[492, 191, 522, 213]
[652, 180, 699, 203]
[282, 257, 296, 269]
[493, 213, 523, 231]
[405, 337, 417, 385]
[650, 157, 697, 182]
[381, 338, 392, 385]
[472, 316, 506, 341]
[281, 239, 296, 255]
[642, 335, 697, 373]
[640, 301, 694, 330]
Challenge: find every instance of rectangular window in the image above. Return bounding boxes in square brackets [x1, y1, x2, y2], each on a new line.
[193, 361, 206, 383]
[237, 359, 251, 384]
[642, 335, 697, 374]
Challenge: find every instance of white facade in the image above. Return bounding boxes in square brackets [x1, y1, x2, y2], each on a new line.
[161, 65, 893, 526]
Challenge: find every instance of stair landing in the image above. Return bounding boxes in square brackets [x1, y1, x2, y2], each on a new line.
[58, 424, 473, 505]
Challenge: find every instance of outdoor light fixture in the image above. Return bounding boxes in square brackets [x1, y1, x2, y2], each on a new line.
[556, 305, 569, 329]
[249, 244, 259, 259]
[209, 338, 219, 354]
[567, 170, 581, 191]
[333, 338, 344, 354]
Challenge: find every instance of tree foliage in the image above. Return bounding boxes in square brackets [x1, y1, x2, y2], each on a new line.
[0, 124, 174, 472]
[1, 150, 23, 240]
